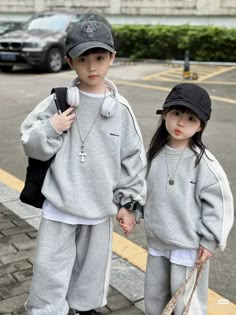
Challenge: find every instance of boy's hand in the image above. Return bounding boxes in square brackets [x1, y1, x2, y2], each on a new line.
[50, 107, 76, 132]
[197, 246, 213, 264]
[116, 207, 136, 236]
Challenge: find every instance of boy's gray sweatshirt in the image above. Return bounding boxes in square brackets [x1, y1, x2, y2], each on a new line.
[144, 145, 234, 253]
[20, 78, 147, 219]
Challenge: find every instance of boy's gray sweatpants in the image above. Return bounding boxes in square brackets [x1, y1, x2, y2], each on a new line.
[144, 255, 209, 315]
[26, 217, 113, 315]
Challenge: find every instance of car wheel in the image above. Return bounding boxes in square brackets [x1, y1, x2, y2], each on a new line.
[0, 65, 13, 72]
[45, 48, 63, 73]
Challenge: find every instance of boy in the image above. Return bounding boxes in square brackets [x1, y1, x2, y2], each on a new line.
[21, 21, 146, 315]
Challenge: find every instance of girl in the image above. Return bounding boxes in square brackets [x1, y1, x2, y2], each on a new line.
[144, 83, 234, 315]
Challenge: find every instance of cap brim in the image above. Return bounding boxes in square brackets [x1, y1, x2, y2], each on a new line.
[156, 109, 164, 115]
[69, 41, 115, 58]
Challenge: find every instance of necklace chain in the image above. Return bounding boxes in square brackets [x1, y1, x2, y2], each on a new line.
[165, 147, 186, 185]
[75, 89, 106, 162]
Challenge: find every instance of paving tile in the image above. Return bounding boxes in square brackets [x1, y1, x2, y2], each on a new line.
[26, 231, 37, 239]
[13, 308, 27, 315]
[106, 293, 131, 311]
[1, 226, 35, 237]
[110, 306, 144, 314]
[1, 200, 41, 222]
[12, 239, 36, 251]
[0, 260, 32, 277]
[0, 221, 16, 230]
[12, 268, 33, 282]
[135, 300, 145, 313]
[110, 258, 144, 302]
[0, 234, 31, 247]
[0, 249, 35, 265]
[0, 244, 17, 257]
[0, 293, 28, 313]
[0, 211, 18, 224]
[0, 274, 16, 287]
[0, 280, 31, 299]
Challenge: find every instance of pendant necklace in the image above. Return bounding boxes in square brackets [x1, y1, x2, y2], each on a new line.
[165, 147, 186, 185]
[75, 89, 106, 162]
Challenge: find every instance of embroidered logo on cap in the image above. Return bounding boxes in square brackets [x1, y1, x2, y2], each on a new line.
[171, 87, 183, 100]
[83, 23, 96, 39]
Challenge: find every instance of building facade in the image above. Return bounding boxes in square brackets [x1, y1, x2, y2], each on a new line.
[0, 0, 236, 26]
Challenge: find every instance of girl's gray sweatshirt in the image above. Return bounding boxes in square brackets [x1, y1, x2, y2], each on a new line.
[20, 79, 147, 219]
[144, 146, 234, 253]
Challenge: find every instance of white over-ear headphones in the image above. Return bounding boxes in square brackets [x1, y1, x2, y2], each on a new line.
[66, 78, 118, 118]
[66, 86, 80, 107]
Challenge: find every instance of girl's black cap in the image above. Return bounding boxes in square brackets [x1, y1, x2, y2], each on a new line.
[156, 83, 212, 121]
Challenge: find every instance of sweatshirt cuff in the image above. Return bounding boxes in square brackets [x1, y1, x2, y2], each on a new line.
[45, 118, 62, 137]
[200, 237, 218, 253]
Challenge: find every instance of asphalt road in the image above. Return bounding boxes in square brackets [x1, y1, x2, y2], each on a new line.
[0, 62, 235, 303]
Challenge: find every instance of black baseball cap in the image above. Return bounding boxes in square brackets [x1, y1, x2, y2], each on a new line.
[156, 83, 212, 121]
[66, 20, 115, 58]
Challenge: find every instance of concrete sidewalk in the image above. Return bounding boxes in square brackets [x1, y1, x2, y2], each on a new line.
[0, 181, 145, 315]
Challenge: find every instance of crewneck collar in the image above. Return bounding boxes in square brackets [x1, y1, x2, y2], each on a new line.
[164, 145, 192, 157]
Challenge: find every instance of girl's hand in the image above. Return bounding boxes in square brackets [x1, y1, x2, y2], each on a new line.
[50, 107, 76, 132]
[119, 220, 128, 234]
[197, 246, 213, 264]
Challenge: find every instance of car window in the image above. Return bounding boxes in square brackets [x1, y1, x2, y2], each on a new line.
[23, 14, 71, 32]
[0, 22, 23, 35]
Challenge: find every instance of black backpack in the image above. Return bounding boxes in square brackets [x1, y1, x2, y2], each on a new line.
[19, 87, 69, 208]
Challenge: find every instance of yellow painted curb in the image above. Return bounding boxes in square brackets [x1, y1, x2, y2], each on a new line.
[112, 232, 147, 271]
[1, 168, 236, 314]
[0, 168, 24, 192]
[208, 289, 236, 315]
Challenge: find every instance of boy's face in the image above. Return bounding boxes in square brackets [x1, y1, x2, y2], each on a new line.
[66, 50, 115, 92]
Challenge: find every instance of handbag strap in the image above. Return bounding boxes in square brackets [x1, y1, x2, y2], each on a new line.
[161, 263, 205, 315]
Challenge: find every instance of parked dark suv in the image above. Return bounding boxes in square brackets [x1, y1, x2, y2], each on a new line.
[0, 12, 111, 73]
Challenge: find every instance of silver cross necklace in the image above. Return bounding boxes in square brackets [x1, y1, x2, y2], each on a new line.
[165, 147, 186, 185]
[75, 89, 106, 162]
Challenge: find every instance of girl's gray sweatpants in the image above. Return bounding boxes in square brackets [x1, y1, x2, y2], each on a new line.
[144, 255, 209, 315]
[25, 217, 113, 315]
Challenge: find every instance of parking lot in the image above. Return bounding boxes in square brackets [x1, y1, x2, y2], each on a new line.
[0, 61, 235, 307]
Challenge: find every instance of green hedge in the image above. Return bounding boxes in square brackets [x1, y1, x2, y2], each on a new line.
[112, 25, 236, 62]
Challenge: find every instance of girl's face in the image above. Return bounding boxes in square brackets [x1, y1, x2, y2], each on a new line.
[66, 50, 115, 93]
[164, 107, 202, 149]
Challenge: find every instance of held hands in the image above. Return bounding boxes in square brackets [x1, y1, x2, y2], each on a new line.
[116, 207, 136, 236]
[50, 107, 76, 132]
[197, 246, 213, 264]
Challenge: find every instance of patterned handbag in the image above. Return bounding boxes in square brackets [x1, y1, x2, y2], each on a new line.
[161, 263, 205, 315]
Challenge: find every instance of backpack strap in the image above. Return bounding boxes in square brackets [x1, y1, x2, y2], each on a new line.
[51, 87, 69, 112]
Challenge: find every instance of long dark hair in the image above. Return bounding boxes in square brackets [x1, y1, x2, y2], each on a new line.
[147, 105, 207, 171]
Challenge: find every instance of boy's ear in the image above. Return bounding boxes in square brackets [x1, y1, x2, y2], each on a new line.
[109, 52, 116, 66]
[65, 56, 74, 70]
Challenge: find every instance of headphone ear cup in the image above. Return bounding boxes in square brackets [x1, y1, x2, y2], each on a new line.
[66, 86, 80, 107]
[101, 97, 117, 118]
